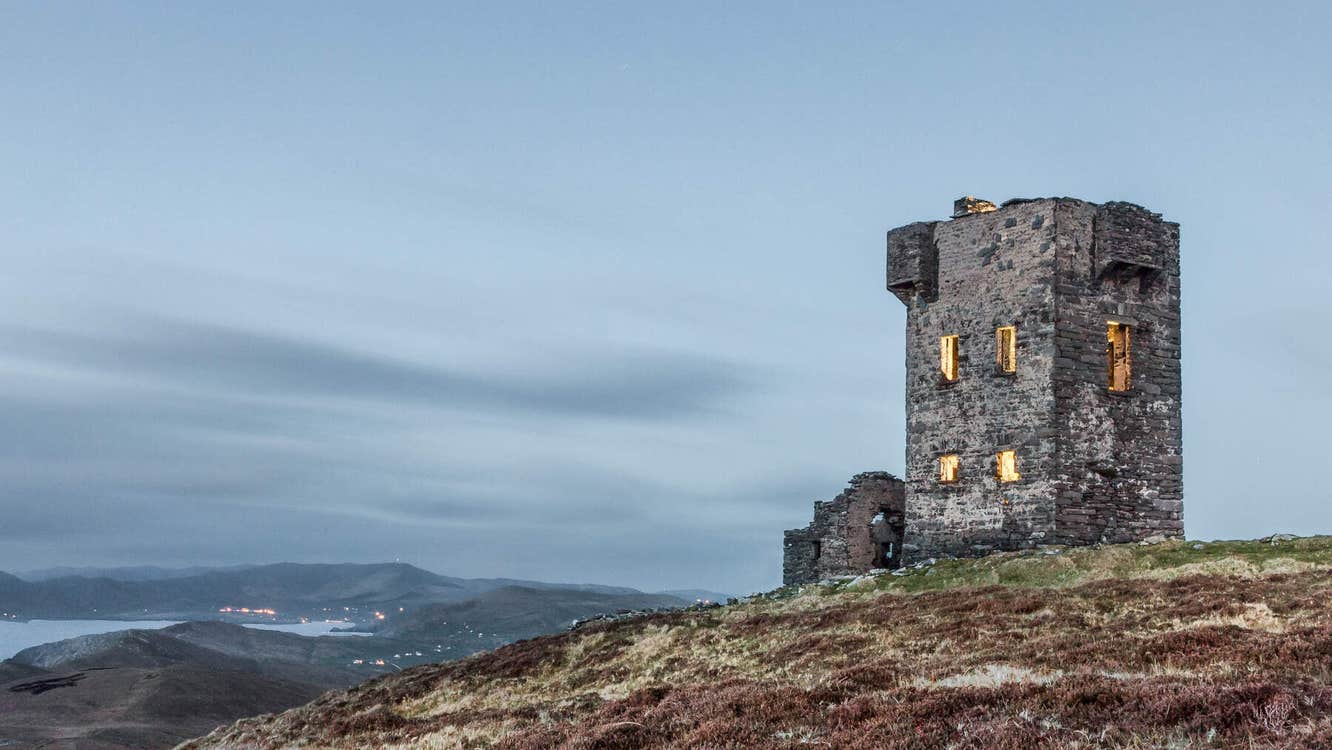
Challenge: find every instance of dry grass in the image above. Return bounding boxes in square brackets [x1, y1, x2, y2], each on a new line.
[180, 536, 1332, 749]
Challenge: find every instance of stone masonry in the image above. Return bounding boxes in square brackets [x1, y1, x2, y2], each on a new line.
[783, 196, 1182, 584]
[782, 472, 905, 586]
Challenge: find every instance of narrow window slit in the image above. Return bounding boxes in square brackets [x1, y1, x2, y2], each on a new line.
[997, 450, 1020, 483]
[1107, 322, 1131, 391]
[996, 325, 1017, 373]
[940, 335, 959, 382]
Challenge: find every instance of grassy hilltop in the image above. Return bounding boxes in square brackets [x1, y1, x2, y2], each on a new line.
[182, 536, 1332, 749]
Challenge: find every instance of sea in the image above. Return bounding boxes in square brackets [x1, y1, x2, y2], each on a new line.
[0, 618, 369, 660]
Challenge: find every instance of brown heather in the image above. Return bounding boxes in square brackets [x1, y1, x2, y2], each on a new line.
[181, 536, 1332, 749]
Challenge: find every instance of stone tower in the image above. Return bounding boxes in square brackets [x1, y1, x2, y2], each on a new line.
[885, 197, 1183, 562]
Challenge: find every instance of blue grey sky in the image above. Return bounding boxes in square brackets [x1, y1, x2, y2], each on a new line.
[1, 2, 1329, 595]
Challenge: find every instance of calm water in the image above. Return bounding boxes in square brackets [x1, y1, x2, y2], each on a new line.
[0, 619, 367, 659]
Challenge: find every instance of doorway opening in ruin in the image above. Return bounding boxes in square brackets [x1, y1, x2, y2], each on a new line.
[877, 542, 895, 568]
[871, 507, 906, 569]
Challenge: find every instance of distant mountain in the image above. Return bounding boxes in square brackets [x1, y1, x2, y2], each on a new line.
[0, 562, 467, 621]
[17, 564, 257, 582]
[372, 586, 687, 656]
[0, 562, 709, 624]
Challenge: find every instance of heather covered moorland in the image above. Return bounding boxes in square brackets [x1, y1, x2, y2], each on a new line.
[185, 535, 1332, 749]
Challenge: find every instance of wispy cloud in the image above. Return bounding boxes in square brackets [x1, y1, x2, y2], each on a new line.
[0, 316, 752, 421]
[0, 314, 799, 590]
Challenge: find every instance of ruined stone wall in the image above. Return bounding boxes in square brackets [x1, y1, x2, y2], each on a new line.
[782, 472, 905, 585]
[1049, 200, 1183, 544]
[893, 201, 1062, 562]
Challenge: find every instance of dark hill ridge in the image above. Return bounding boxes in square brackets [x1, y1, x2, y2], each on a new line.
[0, 621, 393, 749]
[8, 621, 384, 687]
[15, 626, 238, 670]
[185, 536, 1332, 749]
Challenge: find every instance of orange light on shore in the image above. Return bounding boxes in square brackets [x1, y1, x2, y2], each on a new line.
[217, 606, 277, 616]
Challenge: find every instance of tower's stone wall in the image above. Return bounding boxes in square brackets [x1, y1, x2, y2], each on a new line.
[1049, 200, 1183, 544]
[895, 201, 1063, 561]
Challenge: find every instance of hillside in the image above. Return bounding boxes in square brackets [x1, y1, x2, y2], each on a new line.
[1, 665, 324, 749]
[0, 622, 402, 749]
[371, 586, 687, 654]
[186, 536, 1332, 749]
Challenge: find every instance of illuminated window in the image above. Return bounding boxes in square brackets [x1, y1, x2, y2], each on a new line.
[1107, 322, 1131, 391]
[939, 454, 960, 483]
[996, 325, 1017, 373]
[940, 335, 959, 382]
[997, 450, 1020, 483]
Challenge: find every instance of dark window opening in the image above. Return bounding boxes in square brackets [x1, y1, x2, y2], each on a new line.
[876, 542, 894, 568]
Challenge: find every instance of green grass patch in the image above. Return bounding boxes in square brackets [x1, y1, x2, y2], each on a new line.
[809, 535, 1332, 598]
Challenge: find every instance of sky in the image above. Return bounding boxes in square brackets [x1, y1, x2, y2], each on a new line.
[1, 2, 1329, 596]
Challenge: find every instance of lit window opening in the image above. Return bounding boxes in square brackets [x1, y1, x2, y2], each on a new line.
[1107, 322, 1131, 391]
[996, 325, 1017, 373]
[997, 450, 1020, 483]
[940, 335, 959, 382]
[939, 454, 960, 483]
